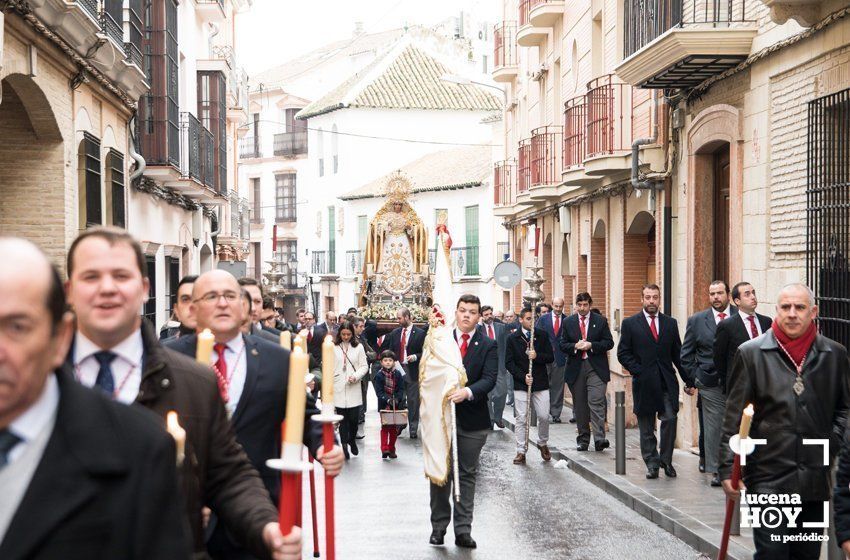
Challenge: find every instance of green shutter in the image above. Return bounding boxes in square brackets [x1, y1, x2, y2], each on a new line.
[465, 205, 479, 276]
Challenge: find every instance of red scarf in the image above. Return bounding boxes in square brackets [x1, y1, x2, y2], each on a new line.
[382, 368, 396, 397]
[773, 321, 817, 366]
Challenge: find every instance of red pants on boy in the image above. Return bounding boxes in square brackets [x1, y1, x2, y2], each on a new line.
[380, 425, 399, 452]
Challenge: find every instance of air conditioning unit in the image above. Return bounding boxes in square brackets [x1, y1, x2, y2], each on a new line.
[530, 63, 549, 82]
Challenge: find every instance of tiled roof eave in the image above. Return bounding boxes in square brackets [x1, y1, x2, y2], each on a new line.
[340, 180, 483, 201]
[294, 103, 346, 120]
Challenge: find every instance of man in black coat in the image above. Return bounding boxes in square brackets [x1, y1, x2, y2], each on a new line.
[617, 284, 695, 479]
[560, 292, 615, 451]
[0, 238, 188, 560]
[720, 284, 849, 559]
[429, 294, 497, 550]
[713, 281, 772, 391]
[506, 307, 554, 464]
[166, 270, 334, 559]
[380, 307, 426, 437]
[301, 311, 328, 367]
[681, 280, 737, 486]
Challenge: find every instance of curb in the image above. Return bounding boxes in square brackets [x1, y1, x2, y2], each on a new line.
[501, 416, 753, 560]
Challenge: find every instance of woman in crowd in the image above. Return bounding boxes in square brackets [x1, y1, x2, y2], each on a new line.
[333, 321, 369, 459]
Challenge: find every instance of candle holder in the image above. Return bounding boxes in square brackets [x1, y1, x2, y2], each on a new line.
[312, 404, 342, 560]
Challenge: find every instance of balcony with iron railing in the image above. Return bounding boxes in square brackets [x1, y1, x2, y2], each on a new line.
[451, 246, 480, 277]
[76, 0, 99, 22]
[494, 160, 517, 216]
[617, 0, 756, 89]
[99, 0, 123, 47]
[527, 0, 565, 27]
[517, 138, 532, 197]
[517, 0, 548, 46]
[240, 136, 262, 159]
[529, 125, 562, 199]
[274, 131, 308, 157]
[194, 0, 226, 22]
[345, 250, 364, 276]
[562, 96, 596, 187]
[311, 251, 327, 275]
[493, 22, 518, 82]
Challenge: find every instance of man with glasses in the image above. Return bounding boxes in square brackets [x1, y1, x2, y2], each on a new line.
[64, 227, 303, 560]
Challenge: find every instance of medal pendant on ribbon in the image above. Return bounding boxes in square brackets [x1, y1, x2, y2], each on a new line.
[793, 378, 805, 396]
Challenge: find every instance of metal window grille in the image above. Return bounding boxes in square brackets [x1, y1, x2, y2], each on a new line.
[108, 149, 125, 228]
[82, 132, 102, 227]
[275, 173, 297, 222]
[807, 88, 850, 350]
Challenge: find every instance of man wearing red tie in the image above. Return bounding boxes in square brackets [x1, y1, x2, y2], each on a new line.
[380, 308, 425, 437]
[480, 306, 509, 428]
[537, 297, 569, 423]
[617, 284, 695, 479]
[713, 282, 772, 392]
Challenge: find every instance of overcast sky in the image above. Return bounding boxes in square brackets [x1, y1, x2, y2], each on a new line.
[236, 0, 498, 76]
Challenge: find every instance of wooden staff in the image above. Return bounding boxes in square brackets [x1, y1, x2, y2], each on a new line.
[450, 401, 461, 502]
[308, 455, 320, 558]
[718, 403, 754, 560]
[524, 226, 541, 454]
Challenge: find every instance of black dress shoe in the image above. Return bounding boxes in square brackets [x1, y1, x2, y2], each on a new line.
[661, 463, 677, 478]
[646, 467, 659, 479]
[594, 439, 610, 451]
[495, 420, 506, 429]
[568, 417, 577, 424]
[350, 441, 359, 456]
[576, 444, 589, 451]
[382, 452, 389, 459]
[711, 473, 722, 487]
[343, 446, 350, 460]
[410, 433, 418, 439]
[429, 530, 445, 546]
[698, 458, 706, 473]
[455, 534, 477, 549]
[551, 417, 562, 424]
[388, 451, 397, 459]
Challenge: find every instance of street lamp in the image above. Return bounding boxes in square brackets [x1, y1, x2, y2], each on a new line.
[440, 73, 507, 108]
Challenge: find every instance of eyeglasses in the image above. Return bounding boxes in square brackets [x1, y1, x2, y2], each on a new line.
[195, 291, 240, 304]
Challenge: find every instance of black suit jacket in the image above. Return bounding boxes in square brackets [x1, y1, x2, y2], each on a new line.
[680, 306, 739, 388]
[505, 327, 554, 391]
[559, 312, 614, 384]
[380, 325, 427, 380]
[454, 329, 498, 431]
[713, 312, 772, 391]
[616, 311, 692, 416]
[305, 325, 329, 365]
[0, 370, 189, 560]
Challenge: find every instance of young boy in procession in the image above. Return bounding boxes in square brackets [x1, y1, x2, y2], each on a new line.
[505, 306, 554, 464]
[373, 350, 406, 459]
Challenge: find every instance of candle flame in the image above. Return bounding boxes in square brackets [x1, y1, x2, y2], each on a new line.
[744, 404, 754, 416]
[166, 411, 182, 432]
[323, 335, 334, 345]
[199, 328, 214, 340]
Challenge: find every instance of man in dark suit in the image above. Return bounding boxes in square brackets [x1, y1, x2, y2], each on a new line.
[617, 284, 695, 479]
[381, 307, 426, 437]
[537, 297, 569, 423]
[238, 278, 282, 338]
[481, 305, 509, 428]
[681, 280, 737, 486]
[302, 311, 328, 368]
[560, 292, 615, 451]
[0, 238, 189, 560]
[506, 306, 554, 464]
[317, 311, 339, 337]
[714, 281, 773, 392]
[168, 270, 332, 560]
[429, 294, 497, 549]
[160, 274, 198, 340]
[64, 228, 315, 559]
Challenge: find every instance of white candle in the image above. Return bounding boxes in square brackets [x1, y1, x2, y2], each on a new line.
[280, 330, 292, 350]
[322, 335, 335, 406]
[196, 328, 215, 365]
[739, 403, 754, 439]
[166, 411, 186, 465]
[284, 347, 309, 445]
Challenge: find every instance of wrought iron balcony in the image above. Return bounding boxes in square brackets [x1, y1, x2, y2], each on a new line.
[345, 250, 364, 276]
[530, 125, 562, 188]
[75, 0, 99, 22]
[99, 0, 123, 46]
[518, 139, 532, 194]
[451, 246, 480, 277]
[493, 22, 518, 82]
[181, 113, 216, 190]
[274, 131, 308, 157]
[311, 251, 327, 275]
[618, 0, 756, 89]
[240, 136, 261, 159]
[494, 160, 516, 207]
[517, 0, 548, 45]
[563, 96, 587, 169]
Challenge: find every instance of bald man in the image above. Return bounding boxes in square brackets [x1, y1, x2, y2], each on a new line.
[64, 227, 302, 560]
[166, 270, 340, 559]
[0, 238, 189, 559]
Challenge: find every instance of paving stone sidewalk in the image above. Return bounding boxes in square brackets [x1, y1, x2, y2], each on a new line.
[501, 405, 755, 560]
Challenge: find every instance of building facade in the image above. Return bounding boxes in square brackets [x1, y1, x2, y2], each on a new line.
[492, 0, 850, 448]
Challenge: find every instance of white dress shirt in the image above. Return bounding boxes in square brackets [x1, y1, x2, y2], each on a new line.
[6, 374, 59, 465]
[214, 334, 248, 416]
[642, 309, 660, 335]
[739, 311, 763, 339]
[452, 328, 475, 401]
[74, 330, 144, 404]
[712, 306, 731, 325]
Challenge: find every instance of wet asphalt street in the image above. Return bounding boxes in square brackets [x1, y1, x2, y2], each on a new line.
[303, 405, 701, 560]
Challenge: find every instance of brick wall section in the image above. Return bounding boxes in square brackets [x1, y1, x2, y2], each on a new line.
[542, 236, 553, 302]
[577, 255, 587, 294]
[589, 235, 607, 313]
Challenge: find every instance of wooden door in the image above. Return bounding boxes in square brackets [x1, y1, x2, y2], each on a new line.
[713, 147, 731, 284]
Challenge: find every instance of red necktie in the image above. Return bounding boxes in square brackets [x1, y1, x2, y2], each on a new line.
[747, 315, 759, 339]
[460, 333, 470, 358]
[648, 314, 659, 342]
[580, 315, 588, 359]
[213, 343, 229, 403]
[400, 328, 407, 363]
[554, 314, 561, 334]
[307, 329, 313, 343]
[718, 312, 727, 323]
[487, 324, 495, 340]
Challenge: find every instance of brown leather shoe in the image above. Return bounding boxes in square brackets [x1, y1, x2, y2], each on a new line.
[540, 445, 552, 461]
[513, 453, 526, 464]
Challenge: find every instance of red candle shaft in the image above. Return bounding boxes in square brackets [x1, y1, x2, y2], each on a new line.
[717, 455, 742, 560]
[323, 423, 336, 560]
[308, 455, 320, 557]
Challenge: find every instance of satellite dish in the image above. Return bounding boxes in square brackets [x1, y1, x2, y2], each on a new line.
[493, 260, 522, 290]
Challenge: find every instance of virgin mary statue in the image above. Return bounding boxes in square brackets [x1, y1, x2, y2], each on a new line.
[361, 173, 429, 303]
